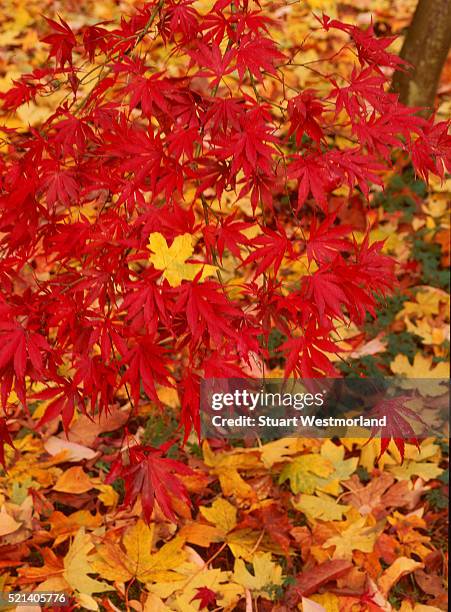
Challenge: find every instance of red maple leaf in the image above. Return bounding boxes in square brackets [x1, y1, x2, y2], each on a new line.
[284, 559, 353, 607]
[0, 323, 50, 406]
[288, 89, 324, 145]
[106, 443, 193, 523]
[119, 336, 171, 406]
[188, 41, 236, 89]
[317, 17, 405, 69]
[40, 163, 79, 208]
[0, 417, 14, 468]
[306, 215, 352, 264]
[243, 224, 293, 278]
[204, 96, 246, 136]
[82, 24, 110, 62]
[35, 380, 86, 433]
[214, 107, 277, 177]
[287, 154, 334, 212]
[330, 66, 390, 120]
[280, 323, 339, 378]
[203, 212, 252, 263]
[411, 120, 451, 182]
[124, 71, 173, 118]
[190, 586, 217, 610]
[235, 34, 285, 82]
[166, 126, 201, 160]
[1, 71, 48, 111]
[164, 0, 200, 41]
[304, 267, 349, 322]
[367, 394, 426, 461]
[173, 279, 242, 345]
[41, 16, 77, 68]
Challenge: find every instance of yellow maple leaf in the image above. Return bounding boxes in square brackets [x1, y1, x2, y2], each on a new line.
[391, 353, 449, 379]
[401, 605, 444, 612]
[96, 484, 118, 508]
[313, 440, 358, 496]
[185, 496, 262, 559]
[64, 528, 111, 596]
[17, 102, 52, 127]
[387, 461, 443, 481]
[226, 529, 263, 560]
[150, 567, 242, 611]
[143, 593, 171, 611]
[403, 439, 441, 462]
[199, 498, 237, 533]
[397, 288, 449, 319]
[179, 522, 224, 547]
[390, 354, 449, 397]
[405, 318, 446, 346]
[292, 492, 350, 521]
[196, 498, 263, 558]
[322, 517, 379, 560]
[278, 453, 334, 494]
[202, 441, 261, 501]
[233, 552, 283, 599]
[91, 520, 186, 584]
[422, 194, 449, 219]
[260, 437, 319, 469]
[301, 596, 327, 611]
[148, 232, 216, 287]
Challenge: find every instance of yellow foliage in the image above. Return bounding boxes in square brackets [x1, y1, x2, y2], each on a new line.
[148, 232, 217, 287]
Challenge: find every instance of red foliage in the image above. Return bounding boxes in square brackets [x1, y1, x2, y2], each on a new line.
[106, 443, 194, 523]
[0, 0, 450, 517]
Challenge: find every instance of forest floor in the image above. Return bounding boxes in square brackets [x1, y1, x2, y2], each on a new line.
[0, 1, 449, 611]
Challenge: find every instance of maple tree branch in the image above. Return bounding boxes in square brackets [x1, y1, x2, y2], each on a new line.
[72, 0, 164, 113]
[200, 194, 227, 290]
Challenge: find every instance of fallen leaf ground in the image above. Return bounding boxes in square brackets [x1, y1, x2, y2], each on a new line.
[0, 1, 449, 611]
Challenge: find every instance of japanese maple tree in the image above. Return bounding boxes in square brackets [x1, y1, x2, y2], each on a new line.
[0, 0, 449, 520]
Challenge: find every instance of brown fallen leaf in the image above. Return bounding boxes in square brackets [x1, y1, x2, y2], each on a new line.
[374, 532, 401, 565]
[423, 550, 444, 574]
[414, 569, 447, 598]
[67, 405, 130, 446]
[342, 472, 427, 519]
[382, 478, 430, 511]
[335, 566, 367, 594]
[342, 473, 395, 516]
[290, 526, 313, 561]
[294, 559, 353, 597]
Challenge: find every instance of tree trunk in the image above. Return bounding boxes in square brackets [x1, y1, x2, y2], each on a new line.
[391, 0, 451, 115]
